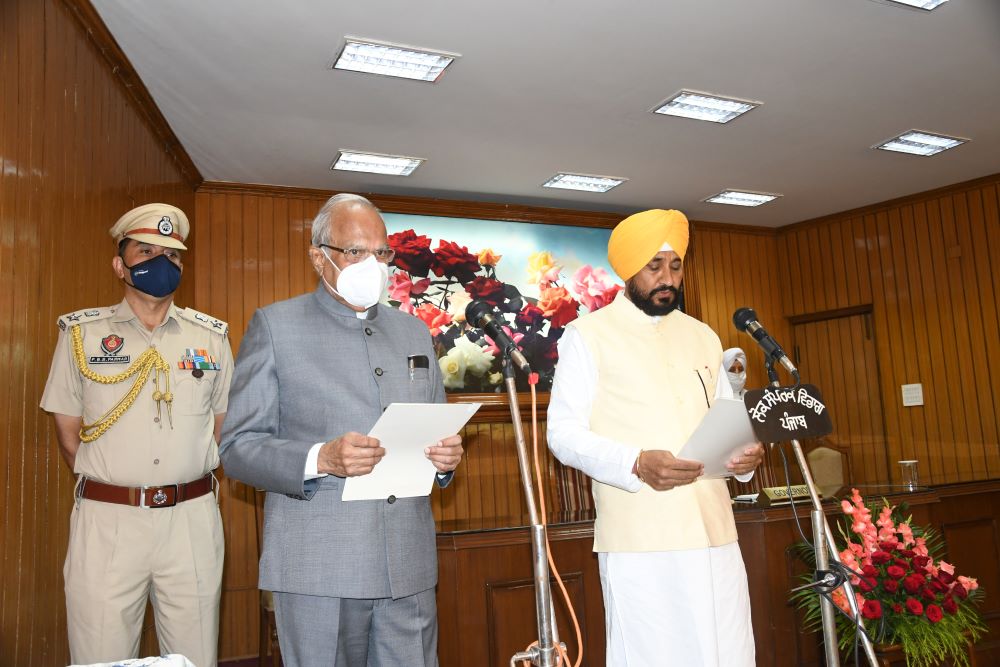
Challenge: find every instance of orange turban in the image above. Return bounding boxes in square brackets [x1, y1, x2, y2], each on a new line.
[607, 209, 689, 281]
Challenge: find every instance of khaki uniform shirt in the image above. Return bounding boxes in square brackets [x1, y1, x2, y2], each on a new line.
[41, 298, 233, 487]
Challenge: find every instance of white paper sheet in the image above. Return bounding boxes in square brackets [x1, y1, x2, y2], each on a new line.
[676, 398, 759, 478]
[341, 402, 481, 501]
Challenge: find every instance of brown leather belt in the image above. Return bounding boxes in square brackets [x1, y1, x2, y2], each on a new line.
[78, 473, 214, 508]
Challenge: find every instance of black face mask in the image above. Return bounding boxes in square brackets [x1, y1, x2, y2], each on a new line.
[123, 254, 181, 297]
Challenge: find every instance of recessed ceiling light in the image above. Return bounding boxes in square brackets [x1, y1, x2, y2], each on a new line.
[331, 150, 424, 176]
[704, 190, 781, 207]
[653, 90, 760, 124]
[881, 0, 949, 10]
[542, 173, 627, 193]
[333, 38, 458, 82]
[875, 130, 967, 156]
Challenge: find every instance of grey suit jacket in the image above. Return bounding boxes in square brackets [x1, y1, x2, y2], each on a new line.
[220, 286, 448, 599]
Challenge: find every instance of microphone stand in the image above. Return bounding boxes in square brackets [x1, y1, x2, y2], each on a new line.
[500, 356, 563, 667]
[764, 364, 877, 667]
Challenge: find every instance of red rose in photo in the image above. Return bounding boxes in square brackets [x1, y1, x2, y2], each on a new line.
[431, 240, 481, 283]
[942, 596, 958, 614]
[883, 579, 899, 593]
[905, 598, 924, 615]
[465, 276, 505, 305]
[937, 570, 955, 585]
[388, 229, 434, 277]
[894, 558, 910, 569]
[952, 583, 968, 600]
[886, 565, 906, 580]
[861, 564, 877, 577]
[871, 551, 891, 564]
[414, 303, 453, 337]
[861, 599, 882, 620]
[920, 586, 936, 601]
[930, 578, 948, 593]
[892, 603, 904, 614]
[538, 285, 580, 328]
[515, 304, 545, 328]
[912, 555, 930, 568]
[900, 549, 916, 558]
[926, 604, 943, 623]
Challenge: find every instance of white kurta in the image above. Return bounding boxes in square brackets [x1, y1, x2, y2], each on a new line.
[548, 326, 755, 667]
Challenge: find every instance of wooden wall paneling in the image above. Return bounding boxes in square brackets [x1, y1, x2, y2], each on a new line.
[952, 191, 995, 478]
[1, 0, 198, 662]
[911, 201, 952, 484]
[973, 186, 1000, 478]
[886, 206, 922, 473]
[864, 211, 901, 486]
[940, 195, 978, 482]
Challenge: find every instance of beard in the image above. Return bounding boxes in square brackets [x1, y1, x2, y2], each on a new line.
[627, 281, 681, 317]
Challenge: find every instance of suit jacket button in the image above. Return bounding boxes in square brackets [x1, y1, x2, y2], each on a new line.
[365, 327, 373, 336]
[387, 495, 396, 504]
[375, 367, 383, 376]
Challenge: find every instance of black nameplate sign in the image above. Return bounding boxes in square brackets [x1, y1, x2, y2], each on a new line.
[743, 384, 833, 442]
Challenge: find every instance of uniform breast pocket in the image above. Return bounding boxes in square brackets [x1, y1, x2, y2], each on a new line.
[172, 374, 213, 415]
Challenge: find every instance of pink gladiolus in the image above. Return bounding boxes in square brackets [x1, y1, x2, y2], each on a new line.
[841, 500, 855, 514]
[897, 523, 914, 546]
[957, 576, 978, 592]
[939, 561, 955, 575]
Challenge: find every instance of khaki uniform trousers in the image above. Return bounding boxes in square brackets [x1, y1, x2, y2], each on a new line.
[65, 491, 224, 667]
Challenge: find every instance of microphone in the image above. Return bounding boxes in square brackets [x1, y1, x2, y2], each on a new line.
[732, 307, 798, 375]
[465, 300, 532, 374]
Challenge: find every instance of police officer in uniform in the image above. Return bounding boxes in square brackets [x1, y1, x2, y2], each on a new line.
[40, 203, 233, 666]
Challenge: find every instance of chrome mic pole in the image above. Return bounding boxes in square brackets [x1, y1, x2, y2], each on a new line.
[501, 358, 562, 667]
[763, 367, 875, 666]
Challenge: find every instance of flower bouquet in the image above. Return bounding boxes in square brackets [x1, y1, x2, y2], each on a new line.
[386, 228, 622, 392]
[791, 488, 986, 667]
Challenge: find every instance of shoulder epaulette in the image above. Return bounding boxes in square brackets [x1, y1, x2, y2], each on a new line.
[57, 307, 115, 331]
[178, 307, 229, 336]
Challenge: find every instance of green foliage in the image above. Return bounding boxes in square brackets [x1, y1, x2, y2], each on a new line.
[790, 491, 987, 666]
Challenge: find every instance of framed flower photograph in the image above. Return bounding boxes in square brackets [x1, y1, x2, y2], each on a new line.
[383, 212, 624, 393]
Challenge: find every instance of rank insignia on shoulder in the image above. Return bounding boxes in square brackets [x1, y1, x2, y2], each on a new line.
[179, 348, 220, 371]
[57, 307, 113, 331]
[179, 308, 229, 336]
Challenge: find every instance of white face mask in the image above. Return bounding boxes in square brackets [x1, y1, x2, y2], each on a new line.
[727, 370, 747, 394]
[319, 250, 388, 309]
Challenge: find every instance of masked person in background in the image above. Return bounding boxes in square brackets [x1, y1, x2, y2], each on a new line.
[724, 347, 748, 398]
[220, 193, 464, 667]
[41, 204, 233, 666]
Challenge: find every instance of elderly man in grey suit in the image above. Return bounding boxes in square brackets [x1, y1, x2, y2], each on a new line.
[220, 193, 464, 667]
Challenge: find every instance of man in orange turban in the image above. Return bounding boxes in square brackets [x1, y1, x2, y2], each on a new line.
[548, 209, 764, 666]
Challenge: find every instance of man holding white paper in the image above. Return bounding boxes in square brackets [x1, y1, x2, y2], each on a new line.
[547, 209, 764, 666]
[220, 194, 463, 667]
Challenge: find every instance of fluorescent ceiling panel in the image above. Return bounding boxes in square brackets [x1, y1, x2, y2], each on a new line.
[875, 130, 967, 156]
[704, 190, 781, 207]
[542, 173, 627, 193]
[653, 91, 760, 124]
[331, 150, 424, 176]
[334, 38, 457, 82]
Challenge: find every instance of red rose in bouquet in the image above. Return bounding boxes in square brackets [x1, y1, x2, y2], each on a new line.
[792, 488, 986, 667]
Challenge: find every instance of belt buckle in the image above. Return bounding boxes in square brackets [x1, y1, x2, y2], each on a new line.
[140, 483, 178, 508]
